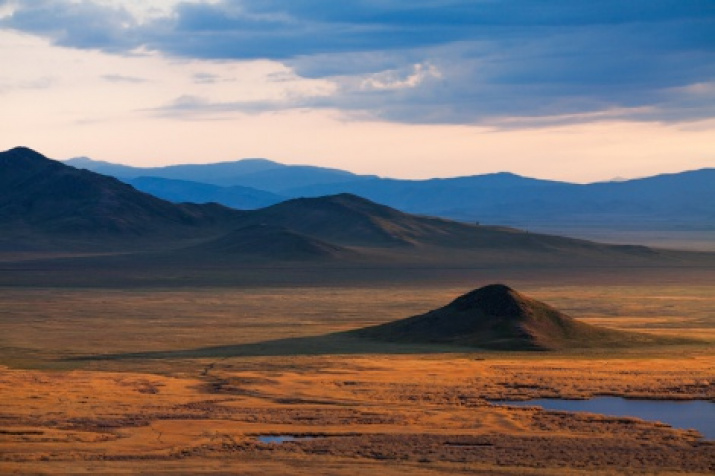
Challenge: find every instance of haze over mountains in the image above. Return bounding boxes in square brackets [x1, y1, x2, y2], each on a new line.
[65, 156, 374, 193]
[0, 146, 696, 268]
[125, 176, 284, 211]
[3, 145, 715, 291]
[66, 156, 715, 237]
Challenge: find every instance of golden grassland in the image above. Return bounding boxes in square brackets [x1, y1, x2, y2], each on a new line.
[1, 282, 714, 474]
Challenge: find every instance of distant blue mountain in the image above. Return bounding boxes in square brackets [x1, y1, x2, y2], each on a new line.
[283, 172, 572, 218]
[125, 177, 286, 210]
[283, 170, 715, 230]
[65, 157, 376, 192]
[64, 156, 715, 231]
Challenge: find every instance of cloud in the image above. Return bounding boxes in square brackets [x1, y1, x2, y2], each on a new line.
[2, 0, 714, 124]
[102, 74, 147, 83]
[192, 72, 220, 84]
[0, 75, 55, 95]
[360, 63, 442, 91]
[1, 0, 137, 51]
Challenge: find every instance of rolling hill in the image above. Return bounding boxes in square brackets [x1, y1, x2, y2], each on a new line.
[184, 223, 355, 261]
[0, 147, 244, 249]
[355, 284, 683, 350]
[224, 193, 659, 256]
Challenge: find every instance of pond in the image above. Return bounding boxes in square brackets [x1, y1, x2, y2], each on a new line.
[494, 397, 714, 440]
[257, 435, 318, 444]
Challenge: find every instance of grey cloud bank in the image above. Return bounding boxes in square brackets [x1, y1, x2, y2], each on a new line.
[2, 0, 714, 124]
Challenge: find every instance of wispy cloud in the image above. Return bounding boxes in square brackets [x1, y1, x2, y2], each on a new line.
[102, 74, 147, 83]
[360, 63, 442, 91]
[0, 75, 54, 94]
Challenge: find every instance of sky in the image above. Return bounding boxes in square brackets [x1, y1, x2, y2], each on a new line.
[1, 0, 714, 182]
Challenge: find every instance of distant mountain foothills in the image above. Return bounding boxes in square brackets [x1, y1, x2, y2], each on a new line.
[4, 146, 709, 270]
[66, 156, 715, 234]
[0, 147, 246, 250]
[186, 224, 356, 261]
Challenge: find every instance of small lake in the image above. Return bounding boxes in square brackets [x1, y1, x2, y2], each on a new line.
[257, 435, 317, 444]
[495, 397, 714, 440]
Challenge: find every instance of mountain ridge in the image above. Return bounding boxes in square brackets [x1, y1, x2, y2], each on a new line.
[0, 147, 244, 249]
[65, 155, 715, 233]
[2, 147, 711, 269]
[65, 156, 377, 191]
[125, 176, 286, 210]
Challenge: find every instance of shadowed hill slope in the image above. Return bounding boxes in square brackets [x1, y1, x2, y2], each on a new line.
[0, 147, 243, 247]
[355, 284, 682, 350]
[230, 194, 659, 255]
[184, 223, 356, 260]
[230, 193, 426, 246]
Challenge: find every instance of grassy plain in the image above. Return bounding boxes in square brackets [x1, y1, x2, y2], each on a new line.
[1, 273, 714, 474]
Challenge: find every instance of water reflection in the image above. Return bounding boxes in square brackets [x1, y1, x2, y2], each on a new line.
[257, 435, 318, 444]
[495, 397, 714, 439]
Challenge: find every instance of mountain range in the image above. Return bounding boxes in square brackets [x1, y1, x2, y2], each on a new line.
[65, 156, 375, 193]
[2, 146, 699, 269]
[124, 176, 285, 210]
[65, 156, 715, 235]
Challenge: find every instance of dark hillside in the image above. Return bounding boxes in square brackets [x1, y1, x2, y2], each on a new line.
[185, 223, 356, 260]
[355, 284, 685, 350]
[231, 194, 658, 255]
[0, 147, 242, 247]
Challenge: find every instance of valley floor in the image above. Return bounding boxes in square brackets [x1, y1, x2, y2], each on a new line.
[1, 355, 713, 475]
[1, 277, 714, 474]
